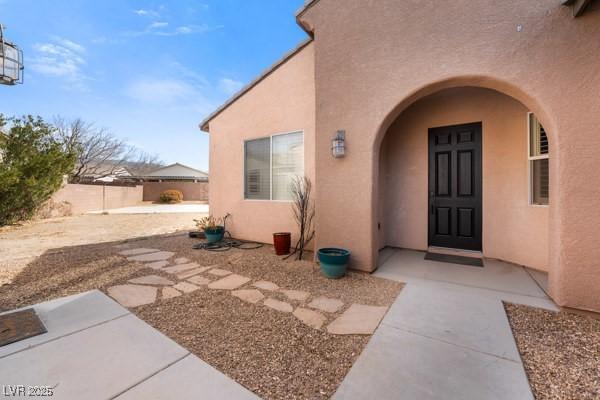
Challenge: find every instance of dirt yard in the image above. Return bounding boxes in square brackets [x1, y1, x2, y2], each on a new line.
[0, 213, 200, 285]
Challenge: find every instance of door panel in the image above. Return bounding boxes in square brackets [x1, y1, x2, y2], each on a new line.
[428, 122, 482, 250]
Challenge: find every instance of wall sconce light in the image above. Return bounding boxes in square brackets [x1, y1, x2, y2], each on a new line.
[332, 130, 346, 158]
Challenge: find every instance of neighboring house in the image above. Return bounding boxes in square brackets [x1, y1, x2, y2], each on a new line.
[137, 163, 209, 202]
[78, 163, 133, 183]
[137, 163, 209, 183]
[200, 1, 600, 313]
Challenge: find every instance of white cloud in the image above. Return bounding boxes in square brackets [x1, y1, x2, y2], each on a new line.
[133, 9, 160, 18]
[29, 37, 89, 91]
[218, 78, 244, 96]
[124, 79, 197, 104]
[149, 21, 169, 29]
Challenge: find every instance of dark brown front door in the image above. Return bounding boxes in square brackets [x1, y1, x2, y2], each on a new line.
[428, 122, 482, 251]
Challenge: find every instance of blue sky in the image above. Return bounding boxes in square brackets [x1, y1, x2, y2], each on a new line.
[0, 0, 307, 171]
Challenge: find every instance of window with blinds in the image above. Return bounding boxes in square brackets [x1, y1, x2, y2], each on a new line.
[244, 132, 304, 200]
[529, 113, 549, 205]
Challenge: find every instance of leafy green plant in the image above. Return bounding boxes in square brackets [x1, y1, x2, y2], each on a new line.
[0, 115, 76, 225]
[159, 189, 183, 203]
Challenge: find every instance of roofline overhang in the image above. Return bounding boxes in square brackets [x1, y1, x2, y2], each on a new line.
[198, 38, 313, 132]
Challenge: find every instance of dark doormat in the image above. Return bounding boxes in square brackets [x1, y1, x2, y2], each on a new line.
[424, 252, 484, 267]
[0, 308, 47, 347]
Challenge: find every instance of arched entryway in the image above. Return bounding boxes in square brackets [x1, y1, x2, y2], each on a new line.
[373, 79, 557, 288]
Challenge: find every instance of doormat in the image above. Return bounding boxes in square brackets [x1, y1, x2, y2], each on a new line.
[424, 252, 484, 267]
[0, 308, 47, 347]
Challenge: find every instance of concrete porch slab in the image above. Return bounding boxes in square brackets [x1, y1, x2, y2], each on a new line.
[375, 249, 547, 298]
[333, 324, 533, 400]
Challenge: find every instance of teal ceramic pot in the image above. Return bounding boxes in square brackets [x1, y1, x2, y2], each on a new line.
[204, 226, 225, 243]
[318, 248, 350, 279]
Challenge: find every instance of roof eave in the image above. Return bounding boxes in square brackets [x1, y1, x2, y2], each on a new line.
[199, 38, 313, 133]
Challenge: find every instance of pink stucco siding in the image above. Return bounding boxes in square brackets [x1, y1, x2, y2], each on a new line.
[206, 43, 315, 246]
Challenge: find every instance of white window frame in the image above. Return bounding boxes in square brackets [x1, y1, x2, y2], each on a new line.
[527, 112, 549, 206]
[243, 130, 304, 202]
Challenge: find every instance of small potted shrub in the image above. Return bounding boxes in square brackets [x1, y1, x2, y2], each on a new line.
[195, 215, 225, 243]
[318, 248, 351, 279]
[159, 189, 183, 203]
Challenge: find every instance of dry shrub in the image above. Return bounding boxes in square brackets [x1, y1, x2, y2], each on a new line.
[159, 189, 183, 203]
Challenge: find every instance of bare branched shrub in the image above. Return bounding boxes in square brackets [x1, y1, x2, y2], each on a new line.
[286, 176, 315, 261]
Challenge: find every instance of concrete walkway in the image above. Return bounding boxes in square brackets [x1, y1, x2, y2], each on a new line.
[89, 203, 209, 215]
[334, 248, 557, 400]
[0, 291, 257, 400]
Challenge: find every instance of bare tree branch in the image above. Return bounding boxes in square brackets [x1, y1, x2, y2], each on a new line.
[285, 176, 316, 261]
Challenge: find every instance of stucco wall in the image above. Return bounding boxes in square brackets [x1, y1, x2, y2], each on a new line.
[143, 182, 209, 202]
[300, 0, 600, 311]
[380, 87, 549, 271]
[207, 43, 316, 245]
[51, 184, 143, 214]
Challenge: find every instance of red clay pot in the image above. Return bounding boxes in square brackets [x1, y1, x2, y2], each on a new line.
[273, 232, 291, 255]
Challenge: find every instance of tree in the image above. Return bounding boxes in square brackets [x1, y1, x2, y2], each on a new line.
[0, 115, 76, 225]
[54, 118, 162, 182]
[285, 176, 316, 261]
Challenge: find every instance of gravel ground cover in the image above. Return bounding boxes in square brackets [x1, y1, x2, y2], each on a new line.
[505, 303, 600, 400]
[0, 233, 403, 399]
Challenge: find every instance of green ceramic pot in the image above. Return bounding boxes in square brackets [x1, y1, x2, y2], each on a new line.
[318, 248, 350, 279]
[204, 226, 225, 243]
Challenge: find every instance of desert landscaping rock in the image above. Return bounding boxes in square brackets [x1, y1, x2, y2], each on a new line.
[293, 307, 327, 329]
[118, 248, 160, 256]
[127, 251, 175, 262]
[231, 289, 265, 304]
[173, 282, 200, 293]
[107, 284, 157, 308]
[281, 289, 310, 302]
[161, 287, 182, 300]
[146, 260, 170, 270]
[208, 274, 251, 290]
[208, 268, 232, 277]
[176, 266, 214, 279]
[128, 275, 174, 286]
[308, 297, 344, 313]
[162, 263, 201, 275]
[327, 304, 388, 335]
[252, 280, 279, 291]
[174, 257, 190, 264]
[187, 276, 211, 286]
[264, 298, 294, 313]
[227, 253, 244, 264]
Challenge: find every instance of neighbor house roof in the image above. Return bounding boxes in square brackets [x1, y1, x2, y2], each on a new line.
[141, 163, 208, 180]
[199, 38, 313, 132]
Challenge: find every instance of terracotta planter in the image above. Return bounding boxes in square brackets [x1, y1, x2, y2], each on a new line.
[273, 232, 291, 255]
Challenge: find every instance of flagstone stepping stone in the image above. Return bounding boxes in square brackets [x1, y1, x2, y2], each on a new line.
[293, 308, 326, 329]
[146, 261, 170, 270]
[107, 284, 157, 308]
[128, 275, 174, 286]
[207, 274, 251, 290]
[162, 287, 182, 300]
[128, 251, 175, 262]
[326, 304, 388, 335]
[113, 243, 130, 249]
[187, 276, 211, 286]
[174, 257, 190, 264]
[173, 282, 200, 293]
[119, 248, 160, 256]
[231, 289, 264, 304]
[264, 298, 294, 313]
[208, 268, 232, 277]
[308, 297, 344, 313]
[281, 289, 310, 301]
[162, 263, 201, 275]
[176, 266, 214, 279]
[252, 281, 279, 291]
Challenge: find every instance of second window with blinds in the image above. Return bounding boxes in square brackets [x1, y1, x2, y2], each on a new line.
[244, 131, 304, 201]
